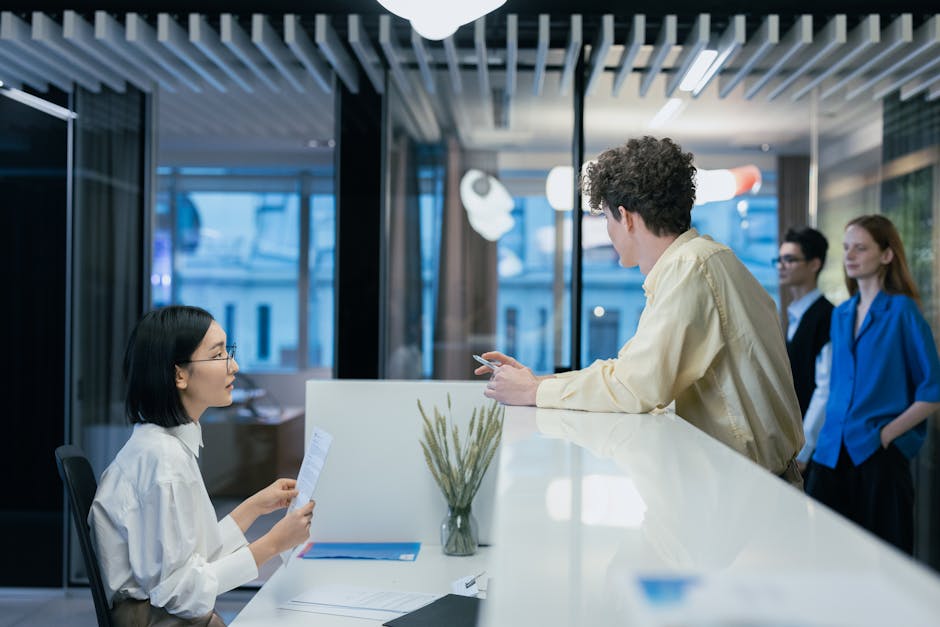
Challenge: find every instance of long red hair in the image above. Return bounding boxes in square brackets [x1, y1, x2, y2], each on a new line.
[844, 214, 921, 307]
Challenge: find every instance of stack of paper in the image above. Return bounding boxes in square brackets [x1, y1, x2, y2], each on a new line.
[281, 585, 440, 621]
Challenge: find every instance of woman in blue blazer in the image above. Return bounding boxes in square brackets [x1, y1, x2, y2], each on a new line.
[805, 215, 940, 554]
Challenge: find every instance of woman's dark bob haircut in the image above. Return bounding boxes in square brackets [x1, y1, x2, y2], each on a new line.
[124, 305, 214, 427]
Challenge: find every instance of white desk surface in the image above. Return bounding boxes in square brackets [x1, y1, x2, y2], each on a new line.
[233, 403, 940, 626]
[231, 547, 489, 626]
[481, 407, 940, 626]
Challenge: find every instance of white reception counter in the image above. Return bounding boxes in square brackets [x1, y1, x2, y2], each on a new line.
[232, 383, 940, 626]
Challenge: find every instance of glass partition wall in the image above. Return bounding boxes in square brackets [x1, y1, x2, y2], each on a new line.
[383, 62, 574, 379]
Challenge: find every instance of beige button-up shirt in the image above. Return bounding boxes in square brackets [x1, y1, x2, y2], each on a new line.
[537, 229, 804, 475]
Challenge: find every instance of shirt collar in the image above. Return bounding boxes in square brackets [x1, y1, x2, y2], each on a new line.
[837, 289, 891, 317]
[787, 288, 822, 323]
[168, 421, 203, 458]
[643, 228, 700, 295]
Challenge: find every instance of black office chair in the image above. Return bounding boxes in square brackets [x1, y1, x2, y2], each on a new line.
[54, 445, 114, 627]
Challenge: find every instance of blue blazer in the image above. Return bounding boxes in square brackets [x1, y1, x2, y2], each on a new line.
[812, 291, 940, 468]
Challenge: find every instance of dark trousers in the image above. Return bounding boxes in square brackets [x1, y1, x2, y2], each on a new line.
[805, 443, 914, 554]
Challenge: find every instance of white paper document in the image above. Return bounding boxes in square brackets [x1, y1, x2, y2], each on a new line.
[280, 585, 440, 621]
[280, 427, 333, 565]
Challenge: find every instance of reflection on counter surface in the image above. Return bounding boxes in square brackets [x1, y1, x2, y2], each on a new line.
[482, 406, 940, 626]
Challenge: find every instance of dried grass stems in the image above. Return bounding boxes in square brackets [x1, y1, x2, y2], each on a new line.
[418, 394, 504, 510]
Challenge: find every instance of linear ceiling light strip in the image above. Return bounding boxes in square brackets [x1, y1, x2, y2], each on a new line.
[691, 14, 744, 98]
[665, 13, 709, 97]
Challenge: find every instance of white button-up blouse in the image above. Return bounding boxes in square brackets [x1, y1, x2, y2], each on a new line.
[89, 422, 258, 619]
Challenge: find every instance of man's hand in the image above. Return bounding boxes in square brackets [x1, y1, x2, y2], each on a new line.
[473, 350, 523, 376]
[485, 362, 540, 406]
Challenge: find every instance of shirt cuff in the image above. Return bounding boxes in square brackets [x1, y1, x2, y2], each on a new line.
[209, 546, 258, 595]
[218, 515, 250, 555]
[795, 443, 812, 464]
[536, 377, 569, 408]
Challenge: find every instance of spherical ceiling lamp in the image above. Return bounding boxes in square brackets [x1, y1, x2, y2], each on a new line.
[375, 0, 506, 40]
[545, 166, 573, 212]
[545, 162, 594, 212]
[694, 165, 762, 206]
[459, 169, 515, 242]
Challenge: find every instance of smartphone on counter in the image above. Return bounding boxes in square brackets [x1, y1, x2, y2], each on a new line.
[472, 354, 501, 369]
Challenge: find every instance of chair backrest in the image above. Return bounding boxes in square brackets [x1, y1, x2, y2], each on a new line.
[55, 445, 114, 627]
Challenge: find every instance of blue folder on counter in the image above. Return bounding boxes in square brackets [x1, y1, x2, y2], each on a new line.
[300, 542, 421, 561]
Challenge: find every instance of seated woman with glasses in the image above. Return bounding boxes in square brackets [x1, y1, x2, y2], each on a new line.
[89, 305, 315, 626]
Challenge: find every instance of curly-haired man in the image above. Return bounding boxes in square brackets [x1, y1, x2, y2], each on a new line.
[477, 136, 804, 486]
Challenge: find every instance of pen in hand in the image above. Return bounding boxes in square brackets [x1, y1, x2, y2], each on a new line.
[472, 354, 501, 370]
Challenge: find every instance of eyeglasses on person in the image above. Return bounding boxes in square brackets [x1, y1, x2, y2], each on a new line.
[179, 344, 237, 371]
[772, 255, 806, 266]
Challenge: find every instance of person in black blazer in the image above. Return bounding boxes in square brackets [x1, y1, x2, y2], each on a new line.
[777, 227, 834, 475]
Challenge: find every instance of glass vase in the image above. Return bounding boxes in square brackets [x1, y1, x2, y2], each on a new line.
[441, 505, 478, 556]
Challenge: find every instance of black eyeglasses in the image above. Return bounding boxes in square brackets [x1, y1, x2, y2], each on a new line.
[772, 255, 806, 266]
[180, 344, 237, 371]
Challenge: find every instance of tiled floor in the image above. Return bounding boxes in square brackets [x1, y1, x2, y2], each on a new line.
[0, 587, 255, 627]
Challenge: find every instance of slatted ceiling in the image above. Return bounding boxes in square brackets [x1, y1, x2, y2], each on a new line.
[766, 14, 846, 102]
[928, 83, 940, 101]
[532, 14, 549, 96]
[4, 12, 940, 151]
[691, 14, 745, 98]
[612, 14, 644, 97]
[665, 13, 708, 97]
[0, 44, 41, 90]
[639, 14, 676, 97]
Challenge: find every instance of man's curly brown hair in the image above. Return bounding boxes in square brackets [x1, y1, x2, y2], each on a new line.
[584, 136, 696, 237]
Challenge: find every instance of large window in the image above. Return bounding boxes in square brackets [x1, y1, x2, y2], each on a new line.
[153, 168, 335, 372]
